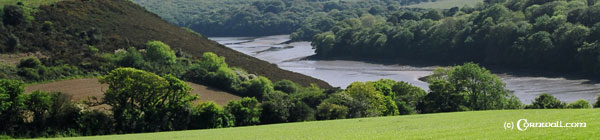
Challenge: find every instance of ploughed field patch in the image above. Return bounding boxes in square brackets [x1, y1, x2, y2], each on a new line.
[25, 78, 240, 106]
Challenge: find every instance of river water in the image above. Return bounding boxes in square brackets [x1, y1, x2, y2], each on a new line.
[210, 35, 600, 104]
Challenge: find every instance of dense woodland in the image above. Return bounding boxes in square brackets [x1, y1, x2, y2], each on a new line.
[311, 0, 600, 76]
[133, 0, 436, 37]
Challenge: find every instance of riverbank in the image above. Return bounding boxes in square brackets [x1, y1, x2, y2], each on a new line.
[210, 35, 600, 104]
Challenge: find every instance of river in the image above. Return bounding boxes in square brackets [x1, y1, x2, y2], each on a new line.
[210, 35, 600, 104]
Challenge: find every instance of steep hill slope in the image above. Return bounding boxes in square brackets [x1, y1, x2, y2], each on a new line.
[0, 0, 330, 88]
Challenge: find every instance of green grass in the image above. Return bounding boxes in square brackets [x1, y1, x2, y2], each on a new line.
[405, 0, 483, 9]
[46, 109, 599, 139]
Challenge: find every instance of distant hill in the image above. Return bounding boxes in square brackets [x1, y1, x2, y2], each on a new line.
[0, 0, 331, 88]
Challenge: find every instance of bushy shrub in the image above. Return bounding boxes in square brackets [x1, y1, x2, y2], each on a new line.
[526, 94, 566, 109]
[190, 102, 234, 129]
[225, 97, 261, 126]
[41, 21, 53, 32]
[244, 76, 274, 99]
[17, 57, 42, 68]
[77, 110, 114, 136]
[567, 99, 591, 109]
[2, 5, 25, 26]
[316, 102, 348, 120]
[274, 80, 299, 94]
[145, 41, 177, 64]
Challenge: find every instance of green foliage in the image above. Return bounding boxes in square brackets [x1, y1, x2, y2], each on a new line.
[145, 41, 177, 64]
[305, 0, 600, 77]
[420, 63, 521, 113]
[134, 0, 435, 37]
[273, 80, 299, 94]
[288, 100, 315, 122]
[391, 81, 426, 114]
[260, 91, 291, 124]
[526, 94, 566, 109]
[566, 99, 591, 109]
[316, 102, 348, 120]
[0, 79, 26, 135]
[77, 110, 114, 136]
[224, 97, 261, 126]
[343, 82, 387, 117]
[2, 5, 24, 26]
[99, 67, 197, 133]
[245, 76, 274, 98]
[190, 102, 234, 129]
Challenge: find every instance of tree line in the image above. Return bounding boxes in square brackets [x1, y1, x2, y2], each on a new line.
[2, 42, 596, 138]
[311, 0, 600, 77]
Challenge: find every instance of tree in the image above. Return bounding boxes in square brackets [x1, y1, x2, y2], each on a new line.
[245, 76, 274, 99]
[225, 97, 261, 126]
[100, 68, 197, 133]
[567, 99, 591, 109]
[288, 100, 315, 122]
[423, 9, 443, 20]
[419, 79, 468, 113]
[260, 91, 291, 124]
[445, 63, 520, 110]
[145, 41, 177, 64]
[344, 82, 387, 117]
[0, 79, 26, 134]
[392, 81, 427, 114]
[525, 94, 566, 109]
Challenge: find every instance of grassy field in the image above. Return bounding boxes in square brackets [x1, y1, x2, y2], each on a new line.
[46, 109, 599, 139]
[405, 0, 483, 9]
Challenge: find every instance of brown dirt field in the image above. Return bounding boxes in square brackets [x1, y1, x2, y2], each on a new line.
[25, 78, 240, 106]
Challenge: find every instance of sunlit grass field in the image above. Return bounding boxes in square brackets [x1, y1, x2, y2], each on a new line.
[46, 109, 599, 140]
[405, 0, 483, 9]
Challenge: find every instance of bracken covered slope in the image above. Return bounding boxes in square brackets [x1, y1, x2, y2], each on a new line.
[2, 0, 331, 88]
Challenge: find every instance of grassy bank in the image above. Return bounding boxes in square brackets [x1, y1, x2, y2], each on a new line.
[47, 109, 599, 139]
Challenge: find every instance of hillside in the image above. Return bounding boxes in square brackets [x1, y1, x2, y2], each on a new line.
[0, 0, 330, 88]
[24, 78, 240, 105]
[50, 109, 600, 139]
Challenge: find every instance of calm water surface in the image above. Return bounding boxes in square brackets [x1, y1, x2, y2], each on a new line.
[211, 35, 600, 104]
